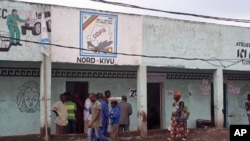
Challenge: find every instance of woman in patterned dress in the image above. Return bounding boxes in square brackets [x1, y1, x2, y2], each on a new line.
[168, 91, 188, 141]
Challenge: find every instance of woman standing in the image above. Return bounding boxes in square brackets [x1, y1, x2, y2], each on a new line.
[168, 91, 188, 141]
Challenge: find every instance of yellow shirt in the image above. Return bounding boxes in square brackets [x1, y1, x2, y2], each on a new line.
[91, 101, 102, 128]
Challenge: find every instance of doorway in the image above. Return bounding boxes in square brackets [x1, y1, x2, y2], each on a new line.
[210, 83, 215, 127]
[223, 83, 227, 127]
[66, 81, 88, 133]
[147, 83, 161, 130]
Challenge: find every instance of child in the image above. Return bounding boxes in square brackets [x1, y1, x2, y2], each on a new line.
[110, 100, 120, 141]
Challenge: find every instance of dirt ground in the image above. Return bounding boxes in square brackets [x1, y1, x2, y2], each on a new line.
[0, 128, 229, 141]
[119, 128, 229, 141]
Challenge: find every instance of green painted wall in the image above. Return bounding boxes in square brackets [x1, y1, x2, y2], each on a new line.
[225, 80, 250, 126]
[164, 79, 211, 128]
[50, 77, 137, 134]
[0, 77, 40, 136]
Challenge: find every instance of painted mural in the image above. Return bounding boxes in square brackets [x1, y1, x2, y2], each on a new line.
[16, 81, 40, 113]
[79, 11, 118, 64]
[0, 2, 51, 54]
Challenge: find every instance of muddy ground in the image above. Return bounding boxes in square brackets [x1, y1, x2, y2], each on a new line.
[119, 128, 229, 141]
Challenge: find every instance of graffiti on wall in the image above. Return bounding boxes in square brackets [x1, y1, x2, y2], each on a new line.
[227, 81, 241, 95]
[228, 113, 246, 124]
[16, 81, 40, 113]
[78, 11, 118, 65]
[237, 84, 250, 109]
[200, 79, 211, 95]
[0, 7, 51, 52]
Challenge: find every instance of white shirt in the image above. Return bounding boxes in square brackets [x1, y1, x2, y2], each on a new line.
[84, 98, 92, 121]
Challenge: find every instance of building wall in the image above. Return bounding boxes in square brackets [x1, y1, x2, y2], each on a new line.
[163, 79, 211, 128]
[51, 6, 141, 65]
[50, 74, 137, 134]
[1, 0, 250, 137]
[0, 1, 50, 61]
[0, 76, 40, 136]
[225, 80, 250, 126]
[142, 16, 250, 70]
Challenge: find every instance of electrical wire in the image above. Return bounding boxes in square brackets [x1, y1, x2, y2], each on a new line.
[0, 35, 246, 68]
[90, 0, 250, 23]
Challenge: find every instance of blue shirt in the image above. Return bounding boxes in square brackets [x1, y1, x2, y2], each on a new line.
[99, 99, 109, 126]
[110, 106, 120, 125]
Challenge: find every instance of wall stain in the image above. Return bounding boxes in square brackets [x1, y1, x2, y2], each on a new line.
[237, 84, 250, 109]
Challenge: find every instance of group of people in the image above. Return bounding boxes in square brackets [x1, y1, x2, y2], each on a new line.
[51, 92, 83, 134]
[52, 90, 132, 141]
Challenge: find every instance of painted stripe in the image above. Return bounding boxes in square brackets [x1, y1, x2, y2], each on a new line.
[82, 15, 98, 30]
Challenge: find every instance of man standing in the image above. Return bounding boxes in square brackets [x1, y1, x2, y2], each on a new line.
[73, 93, 84, 133]
[110, 100, 120, 141]
[6, 9, 27, 47]
[65, 92, 77, 134]
[118, 95, 132, 132]
[245, 94, 250, 125]
[52, 93, 68, 134]
[88, 93, 110, 141]
[104, 90, 111, 104]
[97, 93, 109, 139]
[84, 94, 92, 134]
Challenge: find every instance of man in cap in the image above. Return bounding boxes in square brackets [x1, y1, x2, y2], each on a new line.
[118, 95, 132, 132]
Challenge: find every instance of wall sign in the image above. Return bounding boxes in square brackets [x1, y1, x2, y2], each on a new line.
[236, 42, 250, 65]
[79, 11, 118, 64]
[166, 90, 174, 97]
[129, 88, 137, 97]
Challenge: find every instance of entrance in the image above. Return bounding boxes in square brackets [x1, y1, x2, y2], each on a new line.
[147, 83, 161, 130]
[211, 83, 215, 127]
[223, 83, 227, 127]
[66, 81, 88, 133]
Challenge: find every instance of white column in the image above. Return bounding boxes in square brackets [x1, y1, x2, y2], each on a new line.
[213, 68, 224, 127]
[137, 65, 147, 137]
[40, 55, 51, 141]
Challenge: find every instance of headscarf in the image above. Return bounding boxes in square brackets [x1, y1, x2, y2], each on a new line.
[174, 91, 182, 98]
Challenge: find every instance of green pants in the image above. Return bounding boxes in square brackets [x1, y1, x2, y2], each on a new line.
[8, 25, 20, 44]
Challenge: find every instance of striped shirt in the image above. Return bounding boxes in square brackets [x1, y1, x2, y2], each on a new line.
[66, 101, 77, 120]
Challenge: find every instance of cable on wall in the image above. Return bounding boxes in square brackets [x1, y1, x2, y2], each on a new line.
[0, 35, 246, 69]
[90, 0, 250, 23]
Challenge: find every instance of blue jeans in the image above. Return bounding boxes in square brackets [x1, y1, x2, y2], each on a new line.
[67, 119, 76, 134]
[96, 125, 108, 141]
[88, 127, 110, 141]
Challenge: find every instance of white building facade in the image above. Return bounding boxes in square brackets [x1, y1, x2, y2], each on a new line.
[0, 0, 250, 137]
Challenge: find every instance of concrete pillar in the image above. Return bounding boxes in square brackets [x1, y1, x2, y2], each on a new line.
[40, 55, 51, 141]
[213, 68, 224, 127]
[137, 65, 147, 137]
